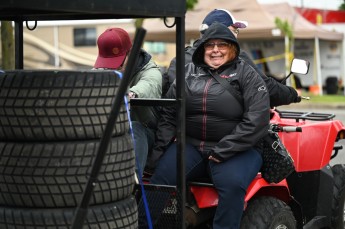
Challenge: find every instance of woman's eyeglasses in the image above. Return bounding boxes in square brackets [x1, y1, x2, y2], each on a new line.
[204, 42, 230, 51]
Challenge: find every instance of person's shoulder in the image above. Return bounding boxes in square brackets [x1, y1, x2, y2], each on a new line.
[235, 57, 250, 69]
[147, 58, 159, 67]
[237, 57, 256, 73]
[238, 51, 252, 65]
[185, 45, 195, 53]
[239, 50, 249, 58]
[185, 61, 194, 68]
[185, 45, 197, 64]
[185, 62, 203, 75]
[136, 59, 161, 78]
[234, 59, 263, 87]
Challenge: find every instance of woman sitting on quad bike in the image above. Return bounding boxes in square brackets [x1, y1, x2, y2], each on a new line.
[145, 22, 270, 229]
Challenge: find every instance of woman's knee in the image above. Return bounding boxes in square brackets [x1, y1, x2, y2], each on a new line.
[150, 143, 205, 185]
[210, 148, 262, 190]
[150, 144, 178, 185]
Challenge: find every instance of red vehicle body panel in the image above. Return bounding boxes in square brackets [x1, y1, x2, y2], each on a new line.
[190, 175, 290, 209]
[271, 112, 345, 172]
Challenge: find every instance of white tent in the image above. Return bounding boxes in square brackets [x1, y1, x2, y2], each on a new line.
[142, 0, 344, 94]
[142, 0, 343, 42]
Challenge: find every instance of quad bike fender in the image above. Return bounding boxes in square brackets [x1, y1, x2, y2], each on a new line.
[245, 175, 291, 204]
[278, 120, 345, 172]
[190, 175, 291, 209]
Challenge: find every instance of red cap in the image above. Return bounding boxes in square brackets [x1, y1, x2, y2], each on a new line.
[94, 28, 132, 69]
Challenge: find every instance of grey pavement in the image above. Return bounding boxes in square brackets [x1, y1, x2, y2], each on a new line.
[279, 102, 345, 110]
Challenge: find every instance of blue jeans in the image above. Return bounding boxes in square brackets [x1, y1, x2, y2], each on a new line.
[150, 143, 262, 229]
[131, 121, 155, 177]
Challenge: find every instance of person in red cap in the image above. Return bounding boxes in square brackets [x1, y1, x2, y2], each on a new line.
[94, 27, 132, 70]
[94, 27, 162, 178]
[161, 9, 300, 107]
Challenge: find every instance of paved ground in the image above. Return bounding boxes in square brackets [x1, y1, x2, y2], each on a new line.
[279, 102, 345, 110]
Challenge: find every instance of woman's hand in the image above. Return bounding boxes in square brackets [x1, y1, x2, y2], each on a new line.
[208, 155, 221, 163]
[128, 91, 137, 99]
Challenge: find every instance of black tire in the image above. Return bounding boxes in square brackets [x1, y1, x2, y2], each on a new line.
[331, 164, 345, 229]
[0, 134, 135, 208]
[0, 70, 128, 141]
[240, 196, 296, 229]
[0, 196, 138, 228]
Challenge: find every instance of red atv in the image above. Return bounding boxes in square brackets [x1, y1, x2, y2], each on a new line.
[182, 108, 345, 229]
[136, 60, 345, 228]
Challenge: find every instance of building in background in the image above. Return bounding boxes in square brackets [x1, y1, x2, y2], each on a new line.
[1, 0, 344, 94]
[0, 19, 174, 70]
[295, 7, 345, 94]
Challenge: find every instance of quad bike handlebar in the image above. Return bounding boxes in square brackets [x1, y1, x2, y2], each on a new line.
[299, 96, 310, 100]
[294, 95, 310, 103]
[269, 123, 302, 135]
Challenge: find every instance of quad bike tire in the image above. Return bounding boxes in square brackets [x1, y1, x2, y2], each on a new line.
[331, 164, 345, 229]
[0, 134, 135, 208]
[240, 196, 296, 229]
[0, 196, 138, 228]
[0, 70, 128, 141]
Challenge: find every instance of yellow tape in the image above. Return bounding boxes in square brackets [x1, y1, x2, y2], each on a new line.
[253, 53, 285, 64]
[253, 53, 293, 64]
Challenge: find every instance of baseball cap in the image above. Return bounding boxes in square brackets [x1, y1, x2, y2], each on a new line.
[199, 9, 248, 33]
[94, 28, 132, 69]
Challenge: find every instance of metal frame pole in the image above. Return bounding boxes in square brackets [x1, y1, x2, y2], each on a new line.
[14, 20, 23, 69]
[175, 16, 186, 229]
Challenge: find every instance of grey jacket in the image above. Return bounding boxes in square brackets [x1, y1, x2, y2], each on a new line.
[129, 49, 162, 129]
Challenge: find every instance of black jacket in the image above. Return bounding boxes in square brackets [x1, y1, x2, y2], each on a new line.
[162, 39, 298, 107]
[146, 22, 270, 169]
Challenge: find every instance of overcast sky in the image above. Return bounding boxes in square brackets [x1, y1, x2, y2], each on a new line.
[257, 0, 343, 10]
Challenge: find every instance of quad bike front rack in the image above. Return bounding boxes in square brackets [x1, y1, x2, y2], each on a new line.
[276, 110, 335, 122]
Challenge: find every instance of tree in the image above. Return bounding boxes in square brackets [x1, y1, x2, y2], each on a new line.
[1, 21, 15, 69]
[275, 17, 294, 66]
[339, 0, 345, 10]
[274, 18, 299, 88]
[186, 0, 198, 10]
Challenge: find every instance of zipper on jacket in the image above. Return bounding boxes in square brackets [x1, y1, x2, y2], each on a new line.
[199, 77, 213, 152]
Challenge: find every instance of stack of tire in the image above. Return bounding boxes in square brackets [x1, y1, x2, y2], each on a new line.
[0, 70, 137, 228]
